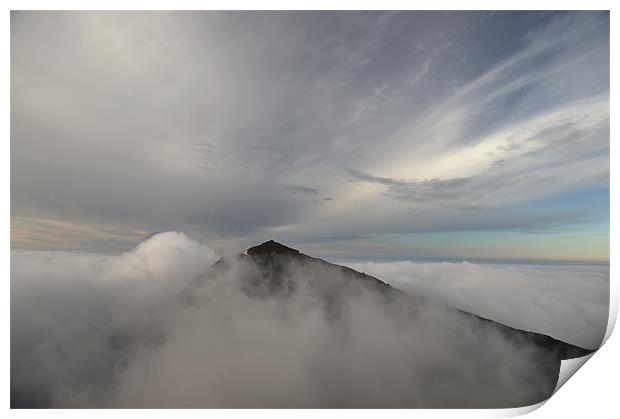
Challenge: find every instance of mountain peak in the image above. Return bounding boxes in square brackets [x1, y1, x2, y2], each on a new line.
[247, 240, 301, 257]
[183, 239, 593, 366]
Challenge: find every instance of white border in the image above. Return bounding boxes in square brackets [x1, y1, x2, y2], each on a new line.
[2, 2, 616, 418]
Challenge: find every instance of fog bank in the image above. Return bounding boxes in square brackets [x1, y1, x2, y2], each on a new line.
[349, 260, 609, 349]
[11, 232, 606, 408]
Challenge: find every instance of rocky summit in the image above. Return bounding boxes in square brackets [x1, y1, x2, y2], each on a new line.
[180, 240, 593, 406]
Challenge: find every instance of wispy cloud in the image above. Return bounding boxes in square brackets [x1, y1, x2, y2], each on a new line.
[341, 83, 388, 127]
[11, 11, 609, 257]
[286, 185, 320, 195]
[346, 93, 608, 210]
[11, 216, 149, 252]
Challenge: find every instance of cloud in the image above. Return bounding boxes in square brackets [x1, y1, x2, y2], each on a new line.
[286, 185, 320, 195]
[341, 83, 388, 127]
[11, 232, 606, 408]
[346, 93, 609, 209]
[10, 216, 150, 252]
[193, 141, 217, 171]
[10, 11, 609, 258]
[11, 232, 219, 407]
[349, 260, 609, 349]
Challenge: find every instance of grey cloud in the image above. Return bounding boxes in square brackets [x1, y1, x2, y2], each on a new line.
[345, 91, 609, 211]
[12, 233, 601, 407]
[10, 216, 149, 252]
[10, 11, 609, 253]
[347, 169, 473, 205]
[350, 260, 609, 349]
[193, 142, 216, 171]
[259, 200, 602, 257]
[11, 232, 219, 407]
[286, 185, 320, 195]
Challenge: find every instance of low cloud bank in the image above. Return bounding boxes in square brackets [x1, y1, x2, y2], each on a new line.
[349, 260, 609, 349]
[11, 232, 606, 408]
[11, 232, 218, 407]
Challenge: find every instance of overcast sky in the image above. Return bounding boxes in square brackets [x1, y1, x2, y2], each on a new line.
[11, 11, 609, 262]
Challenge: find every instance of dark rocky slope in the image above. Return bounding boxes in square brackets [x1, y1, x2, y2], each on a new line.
[183, 240, 591, 360]
[178, 240, 593, 407]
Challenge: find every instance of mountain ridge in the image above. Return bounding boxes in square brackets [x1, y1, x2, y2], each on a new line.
[182, 239, 593, 359]
[171, 239, 600, 407]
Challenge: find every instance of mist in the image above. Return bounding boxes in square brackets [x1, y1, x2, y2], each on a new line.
[10, 232, 218, 407]
[11, 232, 606, 408]
[349, 260, 609, 350]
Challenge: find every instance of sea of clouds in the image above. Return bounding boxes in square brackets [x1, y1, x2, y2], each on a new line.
[10, 232, 609, 408]
[349, 260, 609, 350]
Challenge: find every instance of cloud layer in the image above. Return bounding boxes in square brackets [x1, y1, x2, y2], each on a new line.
[11, 232, 218, 407]
[11, 232, 608, 408]
[349, 260, 609, 349]
[11, 11, 609, 259]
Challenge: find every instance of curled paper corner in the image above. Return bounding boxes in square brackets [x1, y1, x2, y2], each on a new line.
[491, 354, 595, 418]
[553, 352, 595, 394]
[494, 401, 546, 417]
[501, 307, 616, 417]
[549, 278, 619, 395]
[531, 300, 617, 414]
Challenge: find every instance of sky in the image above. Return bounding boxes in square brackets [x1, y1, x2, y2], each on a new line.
[10, 11, 610, 262]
